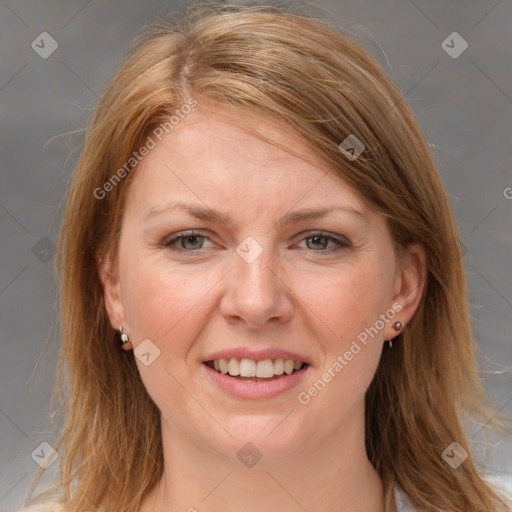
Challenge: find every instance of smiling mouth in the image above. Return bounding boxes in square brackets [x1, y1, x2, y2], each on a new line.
[204, 358, 308, 381]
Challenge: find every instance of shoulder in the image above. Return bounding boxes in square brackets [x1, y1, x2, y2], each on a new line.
[394, 475, 512, 510]
[485, 474, 512, 501]
[394, 485, 418, 511]
[17, 503, 66, 512]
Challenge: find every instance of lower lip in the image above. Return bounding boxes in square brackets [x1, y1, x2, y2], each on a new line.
[202, 363, 310, 399]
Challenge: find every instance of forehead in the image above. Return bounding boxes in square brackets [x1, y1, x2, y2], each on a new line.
[124, 108, 371, 222]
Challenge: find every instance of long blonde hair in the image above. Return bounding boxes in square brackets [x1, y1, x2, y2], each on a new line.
[27, 3, 511, 511]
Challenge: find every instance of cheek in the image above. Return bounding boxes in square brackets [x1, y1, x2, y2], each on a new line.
[303, 261, 391, 345]
[119, 257, 216, 422]
[293, 260, 392, 414]
[120, 255, 222, 356]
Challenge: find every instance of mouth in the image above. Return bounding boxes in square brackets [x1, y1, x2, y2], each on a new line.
[202, 356, 310, 399]
[203, 358, 308, 381]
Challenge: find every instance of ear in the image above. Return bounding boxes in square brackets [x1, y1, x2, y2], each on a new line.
[383, 242, 427, 341]
[98, 252, 129, 334]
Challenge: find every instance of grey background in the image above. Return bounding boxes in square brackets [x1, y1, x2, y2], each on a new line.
[1, 0, 511, 510]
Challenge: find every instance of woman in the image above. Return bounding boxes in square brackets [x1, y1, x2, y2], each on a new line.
[22, 3, 511, 512]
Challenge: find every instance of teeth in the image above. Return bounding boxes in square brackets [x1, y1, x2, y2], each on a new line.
[227, 358, 240, 376]
[209, 357, 304, 378]
[256, 359, 274, 378]
[219, 358, 228, 374]
[239, 358, 256, 377]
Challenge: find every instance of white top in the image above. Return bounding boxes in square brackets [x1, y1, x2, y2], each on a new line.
[18, 487, 417, 512]
[17, 480, 512, 512]
[394, 485, 418, 511]
[17, 505, 64, 512]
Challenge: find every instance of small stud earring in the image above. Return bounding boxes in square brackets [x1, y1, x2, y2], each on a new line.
[387, 321, 404, 349]
[116, 326, 132, 350]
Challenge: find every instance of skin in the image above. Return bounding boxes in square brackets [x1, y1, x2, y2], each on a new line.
[99, 106, 426, 512]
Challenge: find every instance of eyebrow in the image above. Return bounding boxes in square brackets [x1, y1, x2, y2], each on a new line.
[143, 201, 366, 226]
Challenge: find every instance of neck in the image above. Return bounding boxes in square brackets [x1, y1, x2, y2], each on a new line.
[141, 410, 384, 512]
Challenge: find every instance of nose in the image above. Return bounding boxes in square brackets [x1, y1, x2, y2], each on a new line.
[219, 242, 294, 330]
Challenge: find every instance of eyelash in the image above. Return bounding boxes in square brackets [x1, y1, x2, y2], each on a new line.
[161, 230, 351, 255]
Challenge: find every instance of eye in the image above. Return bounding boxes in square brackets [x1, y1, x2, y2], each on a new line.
[296, 232, 350, 252]
[161, 230, 350, 255]
[163, 231, 213, 253]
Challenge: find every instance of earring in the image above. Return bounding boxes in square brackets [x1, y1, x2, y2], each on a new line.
[116, 326, 132, 350]
[387, 321, 403, 348]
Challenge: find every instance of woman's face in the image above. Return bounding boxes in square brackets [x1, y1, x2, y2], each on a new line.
[101, 107, 424, 465]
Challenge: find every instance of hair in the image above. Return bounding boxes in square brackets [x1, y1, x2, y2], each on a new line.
[26, 3, 511, 512]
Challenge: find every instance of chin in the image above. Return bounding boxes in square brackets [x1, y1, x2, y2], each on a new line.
[206, 413, 311, 466]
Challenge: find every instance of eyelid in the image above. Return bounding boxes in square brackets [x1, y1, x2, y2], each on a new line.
[162, 230, 216, 250]
[162, 229, 351, 254]
[295, 231, 351, 249]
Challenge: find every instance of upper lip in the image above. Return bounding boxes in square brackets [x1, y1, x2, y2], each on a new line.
[203, 348, 311, 365]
